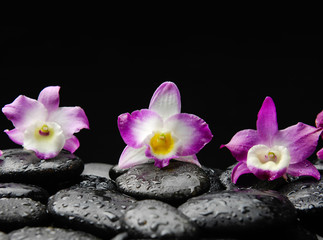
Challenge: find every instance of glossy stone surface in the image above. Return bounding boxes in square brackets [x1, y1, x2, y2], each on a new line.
[0, 182, 49, 203]
[115, 161, 210, 205]
[82, 162, 113, 179]
[202, 166, 224, 193]
[47, 187, 136, 238]
[121, 199, 199, 239]
[0, 198, 48, 231]
[8, 227, 101, 240]
[75, 175, 116, 191]
[109, 164, 130, 181]
[178, 189, 297, 238]
[0, 149, 84, 186]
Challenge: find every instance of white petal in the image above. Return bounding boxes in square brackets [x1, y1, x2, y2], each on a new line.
[23, 121, 66, 159]
[118, 145, 150, 169]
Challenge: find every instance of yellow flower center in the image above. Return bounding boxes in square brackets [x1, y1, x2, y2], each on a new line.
[150, 132, 175, 155]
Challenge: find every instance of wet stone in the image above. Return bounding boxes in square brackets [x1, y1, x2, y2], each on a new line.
[47, 187, 136, 238]
[121, 199, 199, 239]
[82, 162, 113, 179]
[8, 227, 101, 240]
[278, 178, 323, 234]
[75, 175, 116, 191]
[115, 161, 210, 205]
[0, 182, 49, 203]
[0, 198, 48, 232]
[202, 166, 224, 192]
[313, 159, 323, 173]
[0, 149, 84, 186]
[109, 165, 130, 181]
[178, 189, 297, 238]
[0, 231, 8, 240]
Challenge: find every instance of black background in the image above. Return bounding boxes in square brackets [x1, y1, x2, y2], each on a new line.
[0, 27, 322, 170]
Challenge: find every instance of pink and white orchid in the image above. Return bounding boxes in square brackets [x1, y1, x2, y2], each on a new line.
[2, 86, 89, 159]
[117, 81, 213, 169]
[221, 97, 322, 183]
[315, 110, 323, 160]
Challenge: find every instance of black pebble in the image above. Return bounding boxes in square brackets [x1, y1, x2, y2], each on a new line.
[75, 175, 116, 191]
[278, 178, 323, 235]
[0, 149, 84, 187]
[109, 165, 129, 181]
[178, 189, 297, 238]
[121, 199, 199, 239]
[47, 187, 136, 238]
[115, 161, 210, 205]
[0, 231, 8, 240]
[0, 182, 49, 203]
[202, 166, 224, 192]
[82, 162, 113, 179]
[8, 226, 101, 240]
[0, 198, 48, 232]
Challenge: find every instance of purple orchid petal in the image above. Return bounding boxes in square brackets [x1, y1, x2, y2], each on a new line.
[153, 158, 172, 168]
[274, 122, 323, 164]
[118, 145, 150, 169]
[118, 109, 163, 148]
[232, 162, 251, 184]
[317, 148, 323, 160]
[2, 95, 47, 130]
[256, 96, 278, 145]
[315, 110, 323, 128]
[48, 106, 89, 139]
[4, 128, 24, 145]
[149, 82, 181, 120]
[173, 154, 201, 167]
[287, 160, 320, 180]
[164, 113, 213, 156]
[221, 129, 259, 162]
[38, 86, 60, 113]
[63, 135, 80, 153]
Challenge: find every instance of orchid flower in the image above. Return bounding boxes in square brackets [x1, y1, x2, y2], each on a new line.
[315, 110, 323, 160]
[221, 97, 322, 183]
[2, 86, 89, 159]
[117, 81, 213, 169]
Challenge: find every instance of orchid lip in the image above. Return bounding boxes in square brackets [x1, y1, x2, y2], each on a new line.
[247, 144, 290, 173]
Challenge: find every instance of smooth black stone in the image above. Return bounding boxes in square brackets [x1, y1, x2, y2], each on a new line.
[178, 189, 297, 238]
[313, 159, 323, 173]
[220, 164, 287, 190]
[8, 227, 101, 240]
[0, 231, 8, 240]
[115, 161, 210, 205]
[47, 187, 136, 238]
[74, 175, 116, 191]
[278, 178, 323, 235]
[202, 166, 224, 192]
[82, 162, 113, 179]
[0, 198, 48, 232]
[109, 165, 130, 181]
[0, 149, 84, 186]
[0, 182, 49, 203]
[121, 199, 199, 240]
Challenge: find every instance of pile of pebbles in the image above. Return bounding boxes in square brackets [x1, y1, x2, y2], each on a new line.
[0, 148, 323, 239]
